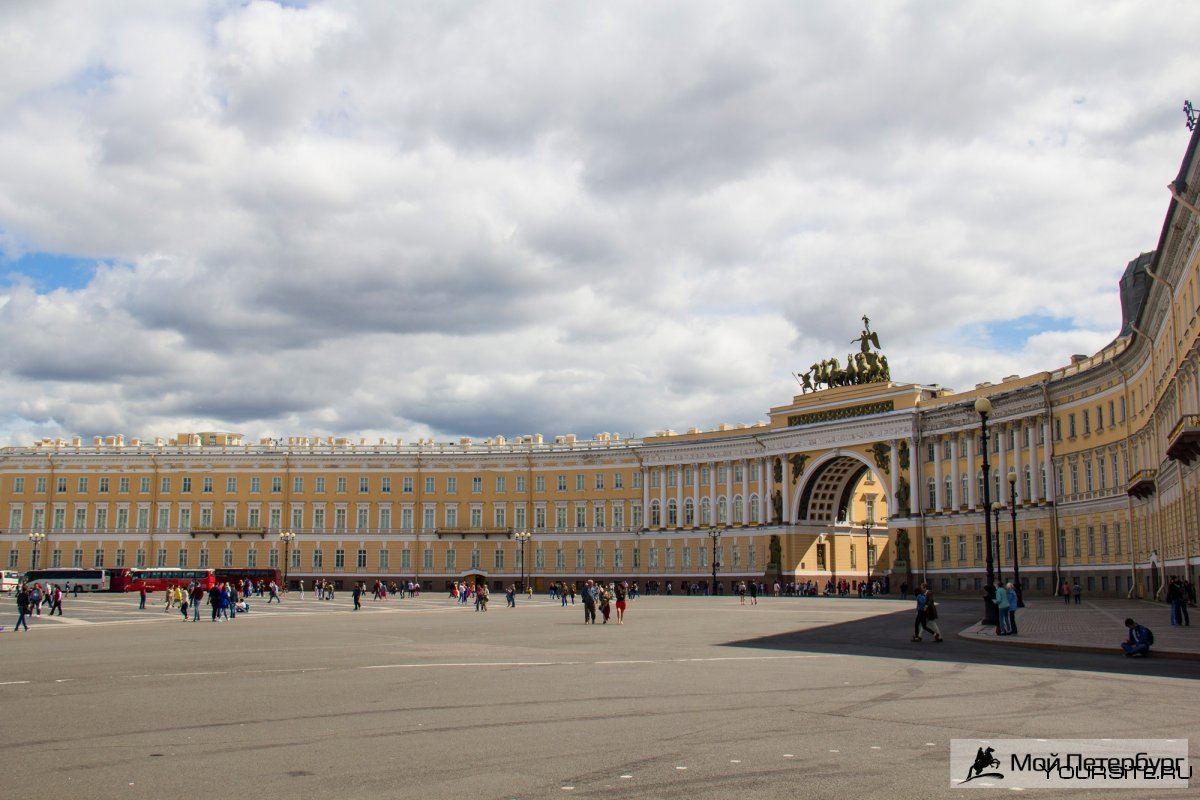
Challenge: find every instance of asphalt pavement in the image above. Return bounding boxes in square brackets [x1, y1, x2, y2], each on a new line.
[1, 592, 1194, 799]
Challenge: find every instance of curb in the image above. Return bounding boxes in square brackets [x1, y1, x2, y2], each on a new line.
[956, 628, 1200, 661]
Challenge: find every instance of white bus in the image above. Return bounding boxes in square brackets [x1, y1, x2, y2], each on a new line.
[23, 568, 109, 592]
[0, 571, 20, 593]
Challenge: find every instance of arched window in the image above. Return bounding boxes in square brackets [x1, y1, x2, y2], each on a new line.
[733, 495, 744, 524]
[717, 497, 728, 524]
[944, 476, 953, 508]
[700, 497, 711, 525]
[749, 494, 760, 523]
[667, 499, 678, 526]
[684, 498, 695, 525]
[927, 478, 937, 511]
[650, 500, 661, 527]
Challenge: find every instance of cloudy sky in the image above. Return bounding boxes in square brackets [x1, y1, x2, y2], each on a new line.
[1, 0, 1198, 447]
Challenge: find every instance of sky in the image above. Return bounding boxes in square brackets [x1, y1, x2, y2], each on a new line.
[1, 0, 1198, 448]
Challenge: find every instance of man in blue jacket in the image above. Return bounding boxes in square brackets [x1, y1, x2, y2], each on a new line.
[1121, 618, 1152, 657]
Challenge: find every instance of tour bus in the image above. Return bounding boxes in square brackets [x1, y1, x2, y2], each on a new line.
[1, 570, 21, 593]
[123, 568, 216, 593]
[23, 568, 109, 592]
[106, 567, 133, 592]
[214, 568, 282, 588]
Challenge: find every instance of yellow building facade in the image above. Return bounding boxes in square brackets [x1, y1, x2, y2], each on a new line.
[3, 128, 1200, 598]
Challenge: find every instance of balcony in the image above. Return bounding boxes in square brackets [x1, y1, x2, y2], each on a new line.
[1126, 468, 1158, 500]
[1166, 414, 1200, 465]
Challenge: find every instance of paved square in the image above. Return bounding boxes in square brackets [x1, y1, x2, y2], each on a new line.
[1, 593, 1195, 798]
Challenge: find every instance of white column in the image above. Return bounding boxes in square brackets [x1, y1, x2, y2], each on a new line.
[889, 441, 899, 516]
[907, 439, 919, 516]
[967, 427, 977, 508]
[765, 457, 775, 523]
[759, 458, 768, 523]
[996, 423, 1008, 506]
[709, 461, 717, 525]
[1043, 423, 1055, 502]
[659, 468, 667, 527]
[780, 453, 790, 524]
[723, 460, 734, 525]
[691, 462, 700, 526]
[742, 459, 751, 524]
[950, 434, 961, 510]
[1028, 417, 1041, 503]
[1012, 419, 1024, 505]
[641, 468, 650, 526]
[675, 465, 684, 528]
[933, 436, 943, 510]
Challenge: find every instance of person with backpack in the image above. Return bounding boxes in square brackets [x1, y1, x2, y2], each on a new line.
[1121, 617, 1153, 657]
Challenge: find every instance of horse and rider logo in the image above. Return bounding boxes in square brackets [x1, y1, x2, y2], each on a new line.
[963, 746, 1005, 783]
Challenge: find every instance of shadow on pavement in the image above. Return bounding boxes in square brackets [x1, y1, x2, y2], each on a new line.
[720, 600, 1199, 681]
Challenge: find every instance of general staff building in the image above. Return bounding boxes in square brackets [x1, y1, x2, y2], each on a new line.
[3, 127, 1200, 600]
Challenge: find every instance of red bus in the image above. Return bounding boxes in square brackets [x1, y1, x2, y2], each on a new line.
[123, 568, 216, 593]
[214, 568, 281, 588]
[107, 567, 132, 592]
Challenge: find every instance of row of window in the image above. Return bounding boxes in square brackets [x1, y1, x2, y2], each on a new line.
[8, 501, 648, 533]
[6, 472, 643, 496]
[647, 495, 762, 526]
[11, 542, 756, 573]
[648, 463, 761, 488]
[920, 523, 1126, 565]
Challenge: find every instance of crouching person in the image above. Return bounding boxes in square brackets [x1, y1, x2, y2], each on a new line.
[1121, 618, 1153, 657]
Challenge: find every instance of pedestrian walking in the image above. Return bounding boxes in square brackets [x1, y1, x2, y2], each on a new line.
[1061, 579, 1070, 606]
[994, 582, 1011, 635]
[614, 581, 628, 624]
[581, 580, 597, 624]
[1072, 581, 1082, 605]
[911, 583, 942, 642]
[14, 585, 31, 632]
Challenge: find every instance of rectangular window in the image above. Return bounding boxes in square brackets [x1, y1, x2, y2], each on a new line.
[202, 477, 213, 494]
[425, 477, 435, 493]
[445, 548, 456, 571]
[401, 548, 411, 569]
[335, 549, 345, 569]
[424, 548, 433, 570]
[447, 477, 457, 494]
[104, 478, 114, 493]
[115, 548, 125, 568]
[226, 476, 237, 493]
[293, 476, 303, 493]
[576, 548, 585, 569]
[312, 549, 323, 568]
[357, 506, 369, 530]
[223, 548, 233, 567]
[381, 477, 391, 494]
[614, 473, 624, 490]
[359, 477, 369, 493]
[159, 548, 170, 567]
[315, 477, 326, 493]
[941, 537, 950, 563]
[119, 477, 130, 493]
[403, 476, 413, 493]
[136, 548, 146, 568]
[535, 475, 545, 492]
[576, 474, 585, 491]
[472, 476, 483, 493]
[516, 476, 526, 492]
[494, 548, 504, 570]
[558, 475, 568, 492]
[251, 477, 261, 493]
[272, 477, 283, 493]
[378, 548, 389, 569]
[357, 549, 367, 568]
[633, 471, 642, 488]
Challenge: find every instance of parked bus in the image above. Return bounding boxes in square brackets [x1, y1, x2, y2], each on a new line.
[214, 568, 282, 588]
[1, 570, 22, 593]
[106, 567, 133, 592]
[23, 568, 109, 592]
[123, 568, 216, 593]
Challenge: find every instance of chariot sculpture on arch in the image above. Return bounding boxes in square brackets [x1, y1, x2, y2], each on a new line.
[798, 315, 892, 392]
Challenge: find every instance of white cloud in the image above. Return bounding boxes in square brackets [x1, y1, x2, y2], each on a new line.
[0, 0, 1197, 445]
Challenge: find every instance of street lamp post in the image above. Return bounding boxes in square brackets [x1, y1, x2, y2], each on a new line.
[28, 531, 46, 572]
[709, 527, 722, 595]
[975, 397, 999, 625]
[1007, 470, 1025, 607]
[515, 529, 532, 592]
[991, 502, 1004, 585]
[279, 530, 296, 590]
